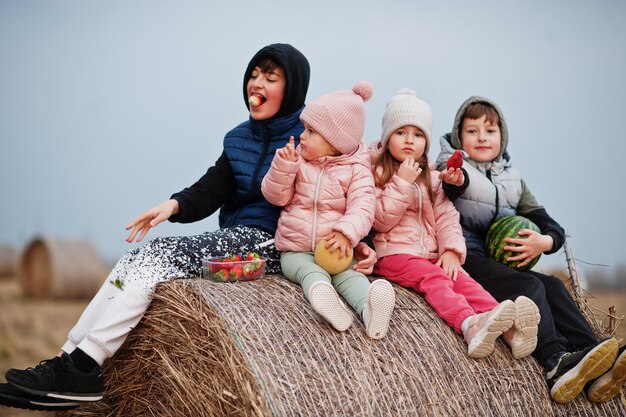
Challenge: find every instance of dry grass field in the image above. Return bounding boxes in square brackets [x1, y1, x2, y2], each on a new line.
[0, 278, 88, 417]
[583, 289, 626, 342]
[0, 275, 624, 417]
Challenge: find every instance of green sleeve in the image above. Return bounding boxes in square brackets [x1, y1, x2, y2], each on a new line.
[516, 179, 544, 215]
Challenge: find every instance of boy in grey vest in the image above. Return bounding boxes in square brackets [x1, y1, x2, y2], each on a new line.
[436, 96, 625, 404]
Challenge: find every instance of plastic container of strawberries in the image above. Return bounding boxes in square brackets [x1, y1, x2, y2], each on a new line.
[201, 252, 266, 282]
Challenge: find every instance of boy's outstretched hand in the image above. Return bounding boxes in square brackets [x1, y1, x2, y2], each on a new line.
[504, 229, 554, 268]
[438, 167, 464, 186]
[275, 136, 299, 162]
[353, 242, 377, 274]
[125, 199, 180, 243]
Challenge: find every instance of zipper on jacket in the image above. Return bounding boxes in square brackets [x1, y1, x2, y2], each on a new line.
[311, 167, 324, 251]
[414, 183, 427, 256]
[486, 169, 500, 224]
[251, 126, 270, 191]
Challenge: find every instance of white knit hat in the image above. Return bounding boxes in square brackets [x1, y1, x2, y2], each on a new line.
[300, 81, 373, 155]
[381, 89, 433, 148]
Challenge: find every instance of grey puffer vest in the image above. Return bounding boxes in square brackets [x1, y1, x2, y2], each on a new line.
[437, 136, 523, 255]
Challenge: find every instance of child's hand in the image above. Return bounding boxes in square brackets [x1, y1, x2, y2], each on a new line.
[323, 231, 352, 259]
[275, 136, 299, 162]
[397, 158, 422, 183]
[504, 229, 554, 269]
[436, 250, 461, 281]
[125, 199, 180, 243]
[353, 242, 377, 274]
[438, 167, 464, 186]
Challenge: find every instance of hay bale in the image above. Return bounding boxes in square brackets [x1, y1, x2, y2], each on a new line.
[57, 276, 626, 417]
[19, 237, 109, 299]
[0, 245, 18, 278]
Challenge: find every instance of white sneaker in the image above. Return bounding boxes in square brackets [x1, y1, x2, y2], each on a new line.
[308, 281, 353, 331]
[503, 296, 541, 359]
[464, 300, 515, 358]
[362, 279, 395, 339]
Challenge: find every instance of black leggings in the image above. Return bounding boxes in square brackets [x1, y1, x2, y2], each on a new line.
[463, 254, 598, 370]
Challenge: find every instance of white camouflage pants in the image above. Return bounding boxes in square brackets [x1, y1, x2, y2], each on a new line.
[61, 226, 279, 364]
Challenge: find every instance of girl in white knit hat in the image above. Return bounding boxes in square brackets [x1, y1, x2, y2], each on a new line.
[370, 89, 539, 358]
[261, 81, 395, 339]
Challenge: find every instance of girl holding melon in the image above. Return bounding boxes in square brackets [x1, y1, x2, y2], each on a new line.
[370, 89, 537, 359]
[0, 44, 379, 412]
[261, 81, 396, 340]
[436, 96, 624, 404]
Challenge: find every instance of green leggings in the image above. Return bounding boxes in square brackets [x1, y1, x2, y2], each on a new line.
[280, 251, 370, 316]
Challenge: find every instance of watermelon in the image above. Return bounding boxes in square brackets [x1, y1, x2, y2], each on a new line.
[485, 215, 541, 271]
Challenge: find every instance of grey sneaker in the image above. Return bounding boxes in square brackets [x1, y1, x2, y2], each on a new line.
[548, 338, 618, 403]
[308, 281, 353, 331]
[362, 279, 395, 339]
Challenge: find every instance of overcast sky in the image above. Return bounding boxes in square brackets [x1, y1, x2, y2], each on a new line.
[1, 1, 624, 286]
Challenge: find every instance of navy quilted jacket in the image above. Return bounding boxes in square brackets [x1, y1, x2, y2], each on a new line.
[169, 43, 310, 234]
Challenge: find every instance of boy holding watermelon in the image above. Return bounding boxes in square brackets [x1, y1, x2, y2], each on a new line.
[436, 96, 625, 404]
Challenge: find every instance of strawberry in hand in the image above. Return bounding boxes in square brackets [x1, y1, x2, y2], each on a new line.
[447, 149, 464, 169]
[439, 149, 465, 186]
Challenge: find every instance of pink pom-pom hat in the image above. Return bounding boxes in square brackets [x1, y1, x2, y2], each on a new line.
[300, 81, 374, 155]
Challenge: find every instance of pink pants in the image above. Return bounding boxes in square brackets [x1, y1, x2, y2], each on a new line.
[374, 254, 498, 333]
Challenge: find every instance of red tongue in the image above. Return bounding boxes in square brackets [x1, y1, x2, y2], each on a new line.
[447, 149, 464, 169]
[248, 96, 263, 107]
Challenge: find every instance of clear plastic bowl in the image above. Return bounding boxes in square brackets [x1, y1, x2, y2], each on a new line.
[201, 254, 266, 282]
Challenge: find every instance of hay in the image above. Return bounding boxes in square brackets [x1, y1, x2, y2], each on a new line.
[0, 245, 18, 278]
[57, 276, 626, 417]
[19, 237, 110, 299]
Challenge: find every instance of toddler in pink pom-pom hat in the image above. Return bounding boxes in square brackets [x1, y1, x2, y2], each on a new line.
[262, 81, 396, 340]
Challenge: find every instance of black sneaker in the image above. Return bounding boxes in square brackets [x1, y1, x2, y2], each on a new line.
[0, 382, 79, 411]
[587, 344, 626, 403]
[5, 353, 104, 401]
[547, 338, 619, 403]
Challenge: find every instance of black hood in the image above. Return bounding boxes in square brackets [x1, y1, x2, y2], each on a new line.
[242, 43, 310, 119]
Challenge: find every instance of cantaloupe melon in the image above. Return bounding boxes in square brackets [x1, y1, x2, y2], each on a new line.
[314, 239, 353, 275]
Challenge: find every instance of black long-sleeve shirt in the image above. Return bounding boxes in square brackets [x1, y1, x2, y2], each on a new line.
[169, 151, 236, 224]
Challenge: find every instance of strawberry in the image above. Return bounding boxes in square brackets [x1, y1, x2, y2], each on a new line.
[249, 258, 262, 271]
[230, 254, 243, 262]
[214, 268, 229, 282]
[220, 258, 233, 270]
[229, 266, 243, 280]
[447, 149, 464, 169]
[245, 251, 261, 261]
[243, 263, 256, 278]
[250, 268, 264, 279]
[248, 95, 262, 107]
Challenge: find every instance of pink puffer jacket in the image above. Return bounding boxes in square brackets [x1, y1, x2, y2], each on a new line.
[372, 169, 466, 262]
[261, 141, 375, 252]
